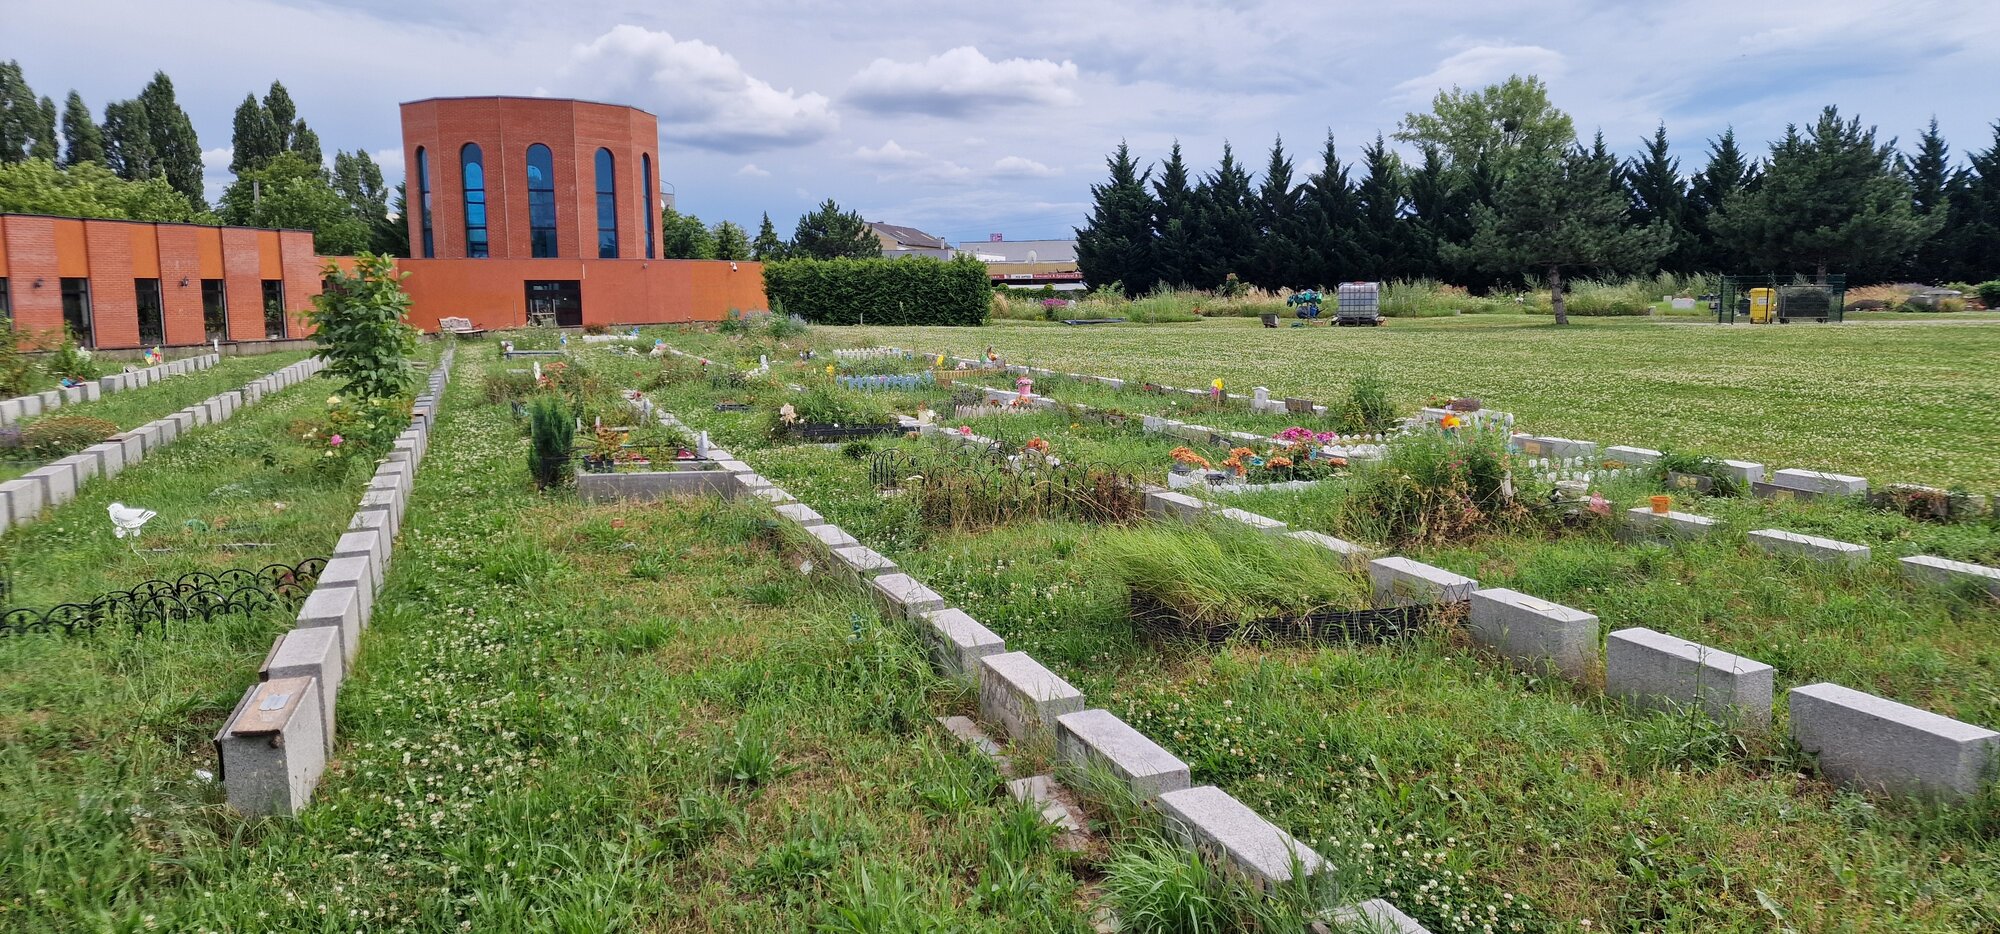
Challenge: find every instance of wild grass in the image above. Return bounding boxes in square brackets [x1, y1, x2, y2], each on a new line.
[1094, 523, 1370, 627]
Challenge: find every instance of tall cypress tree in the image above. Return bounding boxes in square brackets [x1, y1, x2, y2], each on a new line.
[137, 72, 206, 209]
[291, 122, 322, 168]
[1075, 141, 1159, 296]
[1407, 143, 1475, 283]
[231, 94, 282, 173]
[1941, 122, 2000, 282]
[263, 82, 298, 148]
[1301, 132, 1360, 286]
[101, 99, 156, 181]
[60, 91, 103, 166]
[751, 211, 786, 261]
[1249, 135, 1304, 288]
[1714, 106, 1937, 281]
[1903, 117, 1957, 281]
[1688, 128, 1757, 272]
[1351, 135, 1409, 280]
[0, 61, 42, 163]
[1626, 124, 1692, 273]
[1193, 143, 1257, 289]
[1152, 141, 1198, 289]
[30, 96, 57, 162]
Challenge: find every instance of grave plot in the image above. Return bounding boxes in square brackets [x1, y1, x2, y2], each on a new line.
[630, 334, 2000, 933]
[0, 351, 312, 485]
[0, 349, 445, 926]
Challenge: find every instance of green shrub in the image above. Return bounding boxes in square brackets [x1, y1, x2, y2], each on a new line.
[1653, 451, 1744, 497]
[44, 331, 98, 382]
[20, 415, 118, 458]
[762, 255, 990, 326]
[482, 370, 538, 405]
[1343, 424, 1544, 547]
[1334, 369, 1397, 433]
[1975, 280, 2000, 310]
[0, 335, 35, 397]
[307, 253, 420, 400]
[527, 394, 574, 490]
[766, 314, 807, 340]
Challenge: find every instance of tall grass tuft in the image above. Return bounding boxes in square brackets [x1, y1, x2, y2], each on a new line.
[1094, 524, 1369, 631]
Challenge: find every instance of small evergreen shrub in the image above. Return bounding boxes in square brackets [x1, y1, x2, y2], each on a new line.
[527, 394, 575, 490]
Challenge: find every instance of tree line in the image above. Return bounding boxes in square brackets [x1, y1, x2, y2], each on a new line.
[0, 61, 401, 255]
[1077, 76, 1999, 309]
[661, 198, 882, 263]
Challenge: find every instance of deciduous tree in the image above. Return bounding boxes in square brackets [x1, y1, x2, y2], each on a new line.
[136, 72, 205, 209]
[1395, 74, 1575, 176]
[60, 91, 102, 167]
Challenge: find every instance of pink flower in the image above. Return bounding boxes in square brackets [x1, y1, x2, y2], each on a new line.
[329, 434, 344, 447]
[958, 426, 973, 436]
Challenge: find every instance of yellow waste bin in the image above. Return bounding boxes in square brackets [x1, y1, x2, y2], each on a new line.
[1748, 288, 1776, 324]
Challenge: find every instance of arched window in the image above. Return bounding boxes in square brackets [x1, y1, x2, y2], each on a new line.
[526, 143, 557, 258]
[595, 147, 619, 258]
[415, 146, 434, 258]
[461, 143, 488, 258]
[641, 153, 656, 259]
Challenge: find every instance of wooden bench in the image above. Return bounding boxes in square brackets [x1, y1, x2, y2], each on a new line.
[437, 316, 485, 337]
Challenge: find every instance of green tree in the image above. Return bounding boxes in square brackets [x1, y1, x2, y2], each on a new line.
[101, 99, 155, 181]
[1351, 135, 1414, 280]
[307, 251, 419, 401]
[789, 197, 879, 260]
[1903, 117, 1958, 281]
[1407, 143, 1481, 282]
[1075, 141, 1159, 296]
[1300, 132, 1361, 286]
[136, 73, 205, 209]
[60, 91, 102, 167]
[1448, 147, 1672, 324]
[712, 219, 750, 260]
[1687, 127, 1757, 272]
[1714, 106, 1938, 281]
[376, 181, 411, 257]
[1151, 140, 1199, 289]
[750, 211, 786, 261]
[0, 61, 44, 163]
[661, 205, 717, 259]
[1248, 135, 1305, 288]
[1394, 74, 1575, 176]
[0, 158, 209, 222]
[220, 151, 369, 253]
[290, 122, 322, 169]
[1941, 122, 2000, 281]
[230, 93, 282, 173]
[30, 96, 57, 162]
[331, 149, 388, 224]
[1194, 142, 1256, 289]
[263, 82, 298, 148]
[1626, 124, 1693, 272]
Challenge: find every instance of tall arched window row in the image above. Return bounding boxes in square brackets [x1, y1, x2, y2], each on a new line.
[526, 143, 558, 258]
[595, 147, 619, 259]
[415, 146, 434, 258]
[461, 143, 488, 259]
[641, 154, 656, 259]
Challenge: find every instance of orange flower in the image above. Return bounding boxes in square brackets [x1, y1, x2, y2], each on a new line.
[1026, 438, 1050, 453]
[1169, 446, 1211, 469]
[1229, 447, 1255, 459]
[1267, 455, 1293, 468]
[1441, 413, 1462, 429]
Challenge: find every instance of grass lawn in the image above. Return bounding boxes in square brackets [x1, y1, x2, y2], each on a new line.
[839, 315, 2000, 490]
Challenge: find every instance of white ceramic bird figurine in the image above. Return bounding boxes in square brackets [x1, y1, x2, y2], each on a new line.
[108, 502, 157, 539]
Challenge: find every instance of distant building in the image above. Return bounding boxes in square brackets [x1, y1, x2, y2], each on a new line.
[967, 237, 1084, 290]
[868, 222, 953, 259]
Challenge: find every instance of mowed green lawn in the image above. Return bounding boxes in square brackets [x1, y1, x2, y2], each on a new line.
[846, 315, 2000, 489]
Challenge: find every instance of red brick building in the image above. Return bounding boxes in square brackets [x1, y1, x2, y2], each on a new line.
[0, 215, 320, 349]
[0, 95, 766, 348]
[397, 96, 764, 331]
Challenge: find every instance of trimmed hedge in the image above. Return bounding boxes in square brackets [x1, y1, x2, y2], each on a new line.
[763, 255, 991, 327]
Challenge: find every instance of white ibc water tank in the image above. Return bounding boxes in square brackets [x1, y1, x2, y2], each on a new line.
[1337, 281, 1380, 313]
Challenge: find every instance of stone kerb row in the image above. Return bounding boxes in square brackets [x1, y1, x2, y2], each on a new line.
[0, 356, 325, 531]
[687, 409, 1408, 911]
[214, 349, 453, 818]
[0, 352, 220, 427]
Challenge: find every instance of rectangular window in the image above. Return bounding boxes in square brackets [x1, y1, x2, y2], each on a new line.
[202, 279, 227, 341]
[60, 277, 93, 348]
[0, 277, 10, 330]
[262, 280, 287, 340]
[135, 278, 165, 347]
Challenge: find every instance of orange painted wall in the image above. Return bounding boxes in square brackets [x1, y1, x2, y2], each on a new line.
[395, 258, 765, 332]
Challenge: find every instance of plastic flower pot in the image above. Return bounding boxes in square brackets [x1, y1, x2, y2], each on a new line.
[1650, 495, 1672, 514]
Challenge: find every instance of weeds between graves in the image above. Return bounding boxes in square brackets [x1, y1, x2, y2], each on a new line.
[0, 352, 311, 483]
[625, 335, 2000, 932]
[5, 350, 1103, 931]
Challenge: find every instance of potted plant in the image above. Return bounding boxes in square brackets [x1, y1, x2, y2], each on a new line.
[1169, 446, 1210, 476]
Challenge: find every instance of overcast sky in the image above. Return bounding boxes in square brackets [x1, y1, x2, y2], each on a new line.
[7, 0, 1998, 244]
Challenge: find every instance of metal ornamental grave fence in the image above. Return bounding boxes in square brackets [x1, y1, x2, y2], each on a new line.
[0, 558, 325, 637]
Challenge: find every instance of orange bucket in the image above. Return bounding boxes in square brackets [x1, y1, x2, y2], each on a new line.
[1649, 495, 1672, 514]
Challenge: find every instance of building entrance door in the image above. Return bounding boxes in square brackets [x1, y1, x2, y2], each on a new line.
[525, 280, 583, 328]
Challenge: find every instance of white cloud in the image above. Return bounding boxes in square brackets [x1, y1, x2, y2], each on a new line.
[565, 24, 837, 152]
[371, 147, 404, 178]
[991, 155, 1057, 178]
[853, 139, 971, 182]
[736, 162, 771, 177]
[847, 46, 1079, 115]
[1392, 43, 1567, 102]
